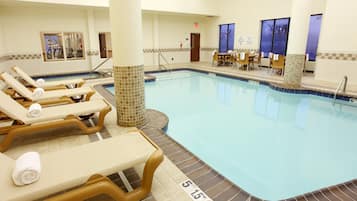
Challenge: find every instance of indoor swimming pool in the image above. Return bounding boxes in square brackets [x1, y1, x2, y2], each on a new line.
[106, 70, 357, 200]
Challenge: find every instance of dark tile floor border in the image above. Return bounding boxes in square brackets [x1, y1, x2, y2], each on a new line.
[95, 74, 357, 201]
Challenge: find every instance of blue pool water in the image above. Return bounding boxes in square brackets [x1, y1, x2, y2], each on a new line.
[33, 72, 101, 81]
[106, 71, 357, 200]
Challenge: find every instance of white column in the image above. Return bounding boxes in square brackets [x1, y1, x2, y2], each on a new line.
[109, 0, 145, 127]
[86, 9, 100, 70]
[283, 0, 312, 87]
[152, 14, 160, 66]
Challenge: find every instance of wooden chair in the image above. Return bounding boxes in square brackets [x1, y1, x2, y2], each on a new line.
[253, 53, 262, 69]
[271, 54, 285, 76]
[237, 52, 250, 70]
[212, 51, 218, 66]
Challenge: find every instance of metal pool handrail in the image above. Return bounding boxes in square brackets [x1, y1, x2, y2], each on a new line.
[92, 58, 111, 72]
[333, 76, 348, 104]
[158, 51, 171, 72]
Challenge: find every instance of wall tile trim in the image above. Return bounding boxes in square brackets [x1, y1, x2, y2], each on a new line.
[317, 52, 357, 61]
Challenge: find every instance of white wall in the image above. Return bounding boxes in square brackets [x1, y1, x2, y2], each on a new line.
[0, 5, 91, 75]
[0, 16, 8, 70]
[16, 0, 219, 16]
[0, 18, 4, 56]
[0, 4, 211, 75]
[141, 0, 218, 16]
[205, 0, 292, 50]
[315, 0, 357, 84]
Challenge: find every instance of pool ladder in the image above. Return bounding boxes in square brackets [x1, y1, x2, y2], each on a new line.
[92, 58, 112, 77]
[158, 51, 171, 72]
[333, 76, 348, 104]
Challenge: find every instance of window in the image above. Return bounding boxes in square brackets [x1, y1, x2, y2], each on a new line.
[259, 18, 290, 58]
[219, 23, 235, 53]
[306, 14, 322, 61]
[42, 33, 65, 61]
[41, 32, 85, 62]
[64, 32, 85, 60]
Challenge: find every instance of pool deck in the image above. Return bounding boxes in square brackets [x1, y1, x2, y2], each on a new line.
[145, 62, 357, 98]
[3, 63, 357, 201]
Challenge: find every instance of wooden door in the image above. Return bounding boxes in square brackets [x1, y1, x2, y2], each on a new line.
[99, 33, 107, 58]
[191, 33, 200, 62]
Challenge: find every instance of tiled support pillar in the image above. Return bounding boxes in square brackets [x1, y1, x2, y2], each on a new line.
[283, 0, 312, 87]
[284, 54, 306, 87]
[113, 66, 145, 127]
[109, 0, 145, 127]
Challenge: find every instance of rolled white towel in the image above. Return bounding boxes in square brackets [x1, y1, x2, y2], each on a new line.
[36, 78, 45, 87]
[27, 103, 42, 118]
[240, 52, 246, 60]
[273, 54, 279, 61]
[306, 53, 309, 61]
[32, 88, 44, 98]
[12, 152, 41, 186]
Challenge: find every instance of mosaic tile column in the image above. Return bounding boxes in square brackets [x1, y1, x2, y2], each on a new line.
[283, 0, 312, 88]
[109, 0, 145, 127]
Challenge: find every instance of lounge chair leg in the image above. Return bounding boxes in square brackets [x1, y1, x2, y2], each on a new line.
[45, 175, 128, 201]
[85, 91, 95, 101]
[0, 107, 111, 152]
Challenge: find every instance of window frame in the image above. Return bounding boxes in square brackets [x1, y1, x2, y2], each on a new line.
[219, 23, 235, 53]
[41, 31, 85, 62]
[259, 17, 291, 58]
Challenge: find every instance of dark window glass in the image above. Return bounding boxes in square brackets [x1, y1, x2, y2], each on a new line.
[260, 20, 274, 57]
[306, 14, 322, 61]
[227, 24, 235, 51]
[219, 24, 228, 53]
[219, 23, 235, 53]
[272, 18, 290, 55]
[259, 18, 290, 58]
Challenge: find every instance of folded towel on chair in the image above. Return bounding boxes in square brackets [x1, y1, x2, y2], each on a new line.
[32, 88, 44, 98]
[261, 51, 265, 58]
[27, 103, 42, 118]
[306, 53, 309, 61]
[273, 54, 279, 61]
[36, 79, 45, 87]
[240, 52, 245, 60]
[211, 50, 217, 56]
[269, 52, 273, 58]
[12, 152, 41, 186]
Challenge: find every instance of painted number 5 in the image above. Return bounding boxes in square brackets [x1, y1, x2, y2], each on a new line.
[182, 180, 193, 188]
[191, 189, 207, 199]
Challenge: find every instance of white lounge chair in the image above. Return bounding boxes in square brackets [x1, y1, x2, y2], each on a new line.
[0, 131, 163, 201]
[0, 90, 111, 152]
[1, 72, 94, 105]
[12, 66, 85, 89]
